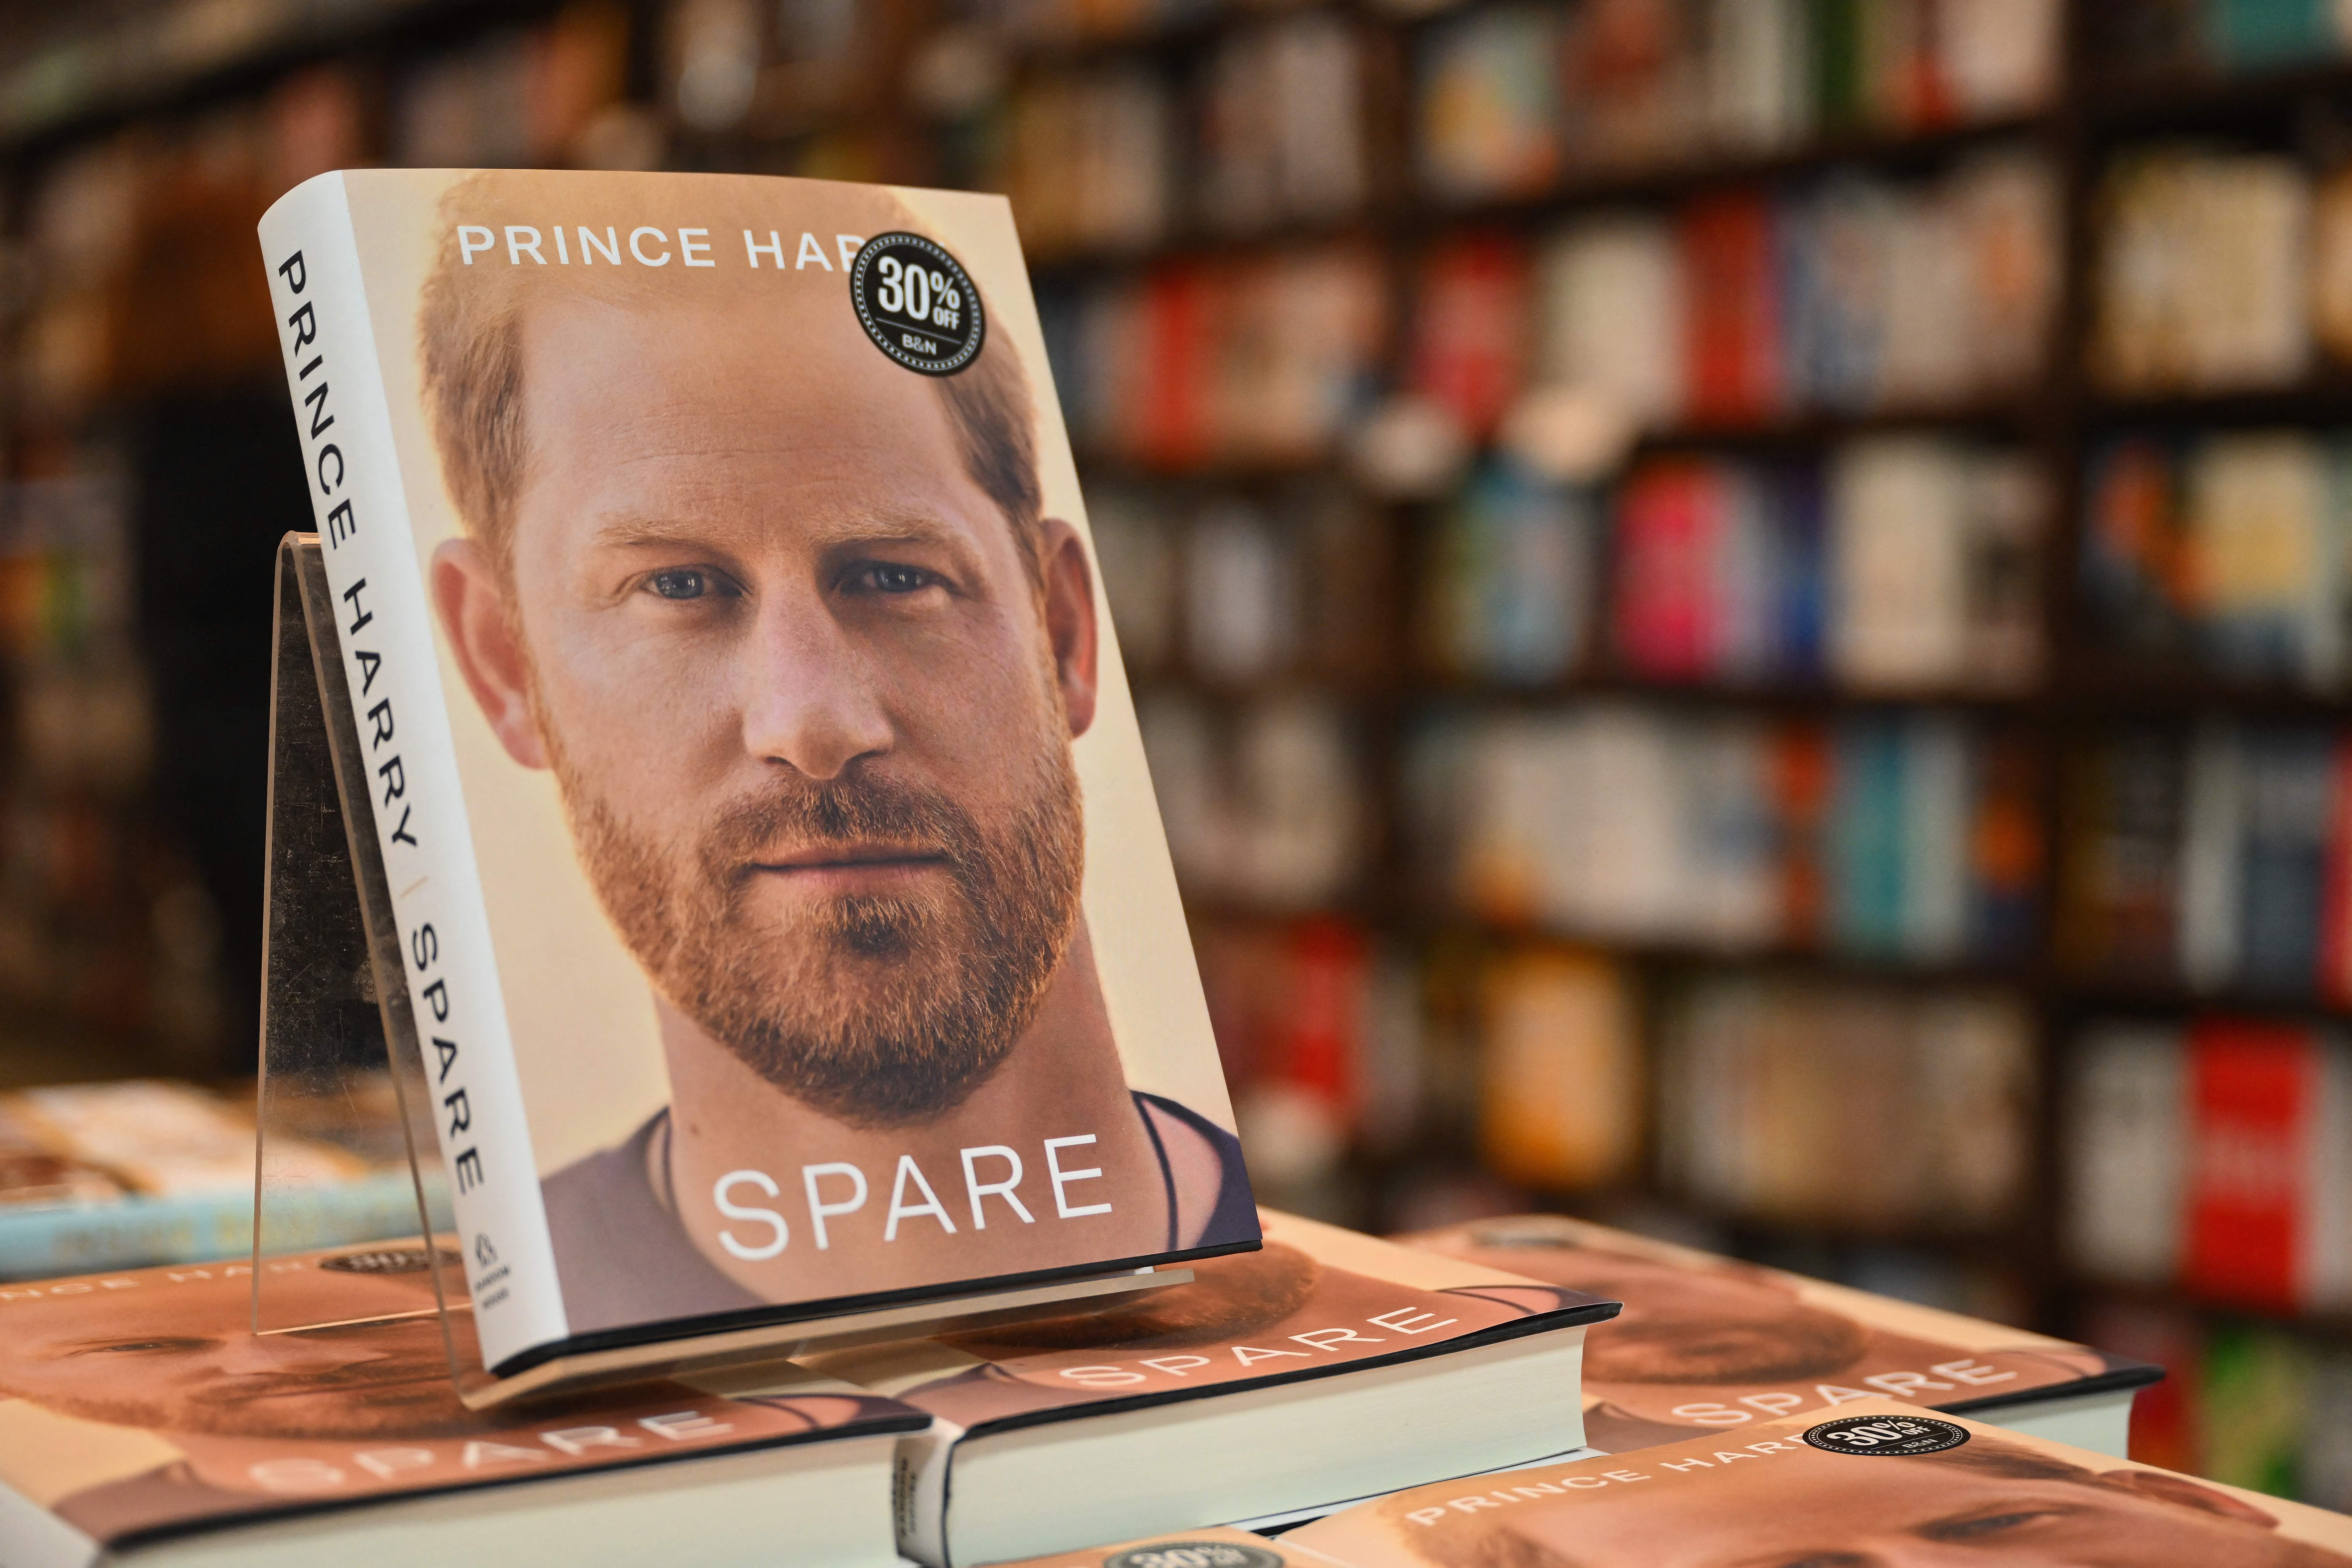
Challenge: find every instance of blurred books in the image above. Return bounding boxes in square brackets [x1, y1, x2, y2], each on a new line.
[1414, 0, 2061, 203]
[2062, 721, 2352, 1000]
[0, 1077, 444, 1278]
[1410, 702, 2040, 962]
[2069, 1017, 2352, 1316]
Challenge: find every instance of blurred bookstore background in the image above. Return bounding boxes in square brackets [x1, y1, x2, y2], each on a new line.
[4, 0, 2352, 1508]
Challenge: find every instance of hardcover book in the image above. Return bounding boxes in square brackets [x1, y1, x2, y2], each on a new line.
[0, 1245, 925, 1568]
[1287, 1395, 2352, 1568]
[256, 169, 1260, 1380]
[804, 1209, 1617, 1566]
[1396, 1214, 2162, 1456]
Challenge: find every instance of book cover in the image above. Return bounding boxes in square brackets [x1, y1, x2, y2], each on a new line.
[2066, 1022, 2188, 1286]
[258, 169, 1259, 1379]
[1679, 191, 1781, 426]
[805, 1210, 1611, 1432]
[1289, 1396, 2352, 1568]
[0, 1244, 922, 1552]
[1395, 1215, 2158, 1454]
[2182, 1018, 2352, 1314]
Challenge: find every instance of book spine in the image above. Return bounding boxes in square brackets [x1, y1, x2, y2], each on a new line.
[2307, 1034, 2352, 1312]
[2182, 1018, 2316, 1313]
[257, 174, 567, 1372]
[894, 1417, 963, 1567]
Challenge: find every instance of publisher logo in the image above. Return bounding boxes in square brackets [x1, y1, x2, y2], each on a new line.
[850, 232, 985, 376]
[1802, 1415, 1972, 1457]
[1104, 1543, 1282, 1568]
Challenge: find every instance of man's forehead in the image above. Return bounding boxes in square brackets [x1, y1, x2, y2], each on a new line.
[518, 287, 931, 417]
[510, 294, 993, 524]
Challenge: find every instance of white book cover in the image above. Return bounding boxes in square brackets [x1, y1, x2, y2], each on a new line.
[257, 169, 1258, 1377]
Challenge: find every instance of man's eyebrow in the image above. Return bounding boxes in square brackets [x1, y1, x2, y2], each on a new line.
[581, 509, 973, 555]
[583, 514, 728, 551]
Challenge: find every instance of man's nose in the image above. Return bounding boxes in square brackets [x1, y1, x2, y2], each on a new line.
[737, 588, 894, 780]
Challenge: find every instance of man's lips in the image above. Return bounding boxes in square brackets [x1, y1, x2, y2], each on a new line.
[748, 842, 950, 879]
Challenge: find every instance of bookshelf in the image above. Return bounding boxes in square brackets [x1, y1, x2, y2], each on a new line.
[7, 0, 2352, 1499]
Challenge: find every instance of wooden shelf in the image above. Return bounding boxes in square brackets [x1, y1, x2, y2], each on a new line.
[1030, 115, 2054, 277]
[1131, 668, 2044, 711]
[2082, 382, 2352, 426]
[0, 0, 575, 158]
[2085, 55, 2352, 136]
[2062, 1276, 2352, 1341]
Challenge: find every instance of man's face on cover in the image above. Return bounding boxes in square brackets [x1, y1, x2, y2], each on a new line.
[0, 1262, 478, 1440]
[1488, 1245, 1866, 1384]
[436, 289, 1092, 1128]
[1454, 1445, 2352, 1568]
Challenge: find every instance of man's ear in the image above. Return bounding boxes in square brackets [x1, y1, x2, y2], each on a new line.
[2096, 1468, 2282, 1528]
[1039, 516, 1098, 739]
[431, 536, 549, 770]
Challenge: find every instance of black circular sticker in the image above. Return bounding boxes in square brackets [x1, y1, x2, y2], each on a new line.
[1103, 1543, 1282, 1568]
[850, 232, 985, 376]
[320, 1246, 461, 1275]
[1802, 1414, 1972, 1457]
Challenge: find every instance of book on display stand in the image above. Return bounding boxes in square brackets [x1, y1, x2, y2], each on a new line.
[249, 166, 1275, 1403]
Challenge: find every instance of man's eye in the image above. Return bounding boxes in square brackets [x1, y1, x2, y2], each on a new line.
[853, 563, 939, 595]
[648, 569, 712, 600]
[77, 1338, 210, 1355]
[1927, 1509, 2065, 1541]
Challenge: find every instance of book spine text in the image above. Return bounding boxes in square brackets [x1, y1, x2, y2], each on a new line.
[259, 174, 567, 1372]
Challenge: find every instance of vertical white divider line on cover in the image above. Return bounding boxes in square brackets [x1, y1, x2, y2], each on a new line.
[260, 171, 567, 1372]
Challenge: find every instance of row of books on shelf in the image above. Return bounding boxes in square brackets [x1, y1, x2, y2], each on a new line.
[1103, 426, 2352, 706]
[1039, 152, 2057, 469]
[1561, 439, 2040, 692]
[995, 11, 1366, 256]
[12, 4, 635, 419]
[1147, 703, 2352, 1005]
[1093, 436, 2040, 696]
[2064, 722, 2352, 1002]
[1095, 484, 1394, 684]
[2069, 1017, 2352, 1316]
[2093, 145, 2352, 396]
[1416, 0, 2058, 203]
[991, 0, 2058, 254]
[2086, 430, 2352, 693]
[1191, 919, 2036, 1232]
[1044, 246, 1385, 470]
[1416, 151, 2058, 432]
[1657, 971, 2032, 1232]
[1197, 913, 2352, 1340]
[1406, 703, 2041, 962]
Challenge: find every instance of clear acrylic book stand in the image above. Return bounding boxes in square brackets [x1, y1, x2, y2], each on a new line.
[249, 534, 1183, 1410]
